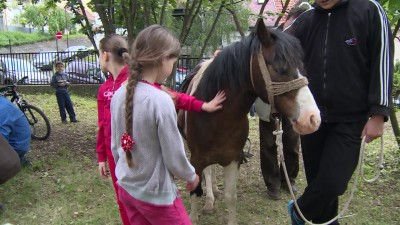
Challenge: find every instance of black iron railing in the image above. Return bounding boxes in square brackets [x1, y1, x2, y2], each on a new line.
[0, 51, 206, 86]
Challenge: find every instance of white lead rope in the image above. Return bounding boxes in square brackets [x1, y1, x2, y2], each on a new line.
[274, 121, 384, 225]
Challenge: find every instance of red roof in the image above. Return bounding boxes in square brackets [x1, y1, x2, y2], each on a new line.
[274, 0, 301, 26]
[248, 0, 277, 27]
[248, 0, 301, 27]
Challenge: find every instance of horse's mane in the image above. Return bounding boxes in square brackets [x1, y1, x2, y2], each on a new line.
[195, 28, 304, 101]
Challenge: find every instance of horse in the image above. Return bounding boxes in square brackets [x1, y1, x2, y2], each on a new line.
[180, 19, 321, 225]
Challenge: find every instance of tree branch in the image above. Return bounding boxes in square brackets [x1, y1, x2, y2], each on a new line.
[226, 7, 245, 38]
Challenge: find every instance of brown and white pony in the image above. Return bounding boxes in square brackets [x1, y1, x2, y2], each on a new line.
[180, 19, 321, 225]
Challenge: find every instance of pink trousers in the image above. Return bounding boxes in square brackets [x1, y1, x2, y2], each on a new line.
[108, 154, 130, 225]
[118, 184, 192, 225]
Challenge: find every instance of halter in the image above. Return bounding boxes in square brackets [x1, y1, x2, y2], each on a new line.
[250, 49, 309, 110]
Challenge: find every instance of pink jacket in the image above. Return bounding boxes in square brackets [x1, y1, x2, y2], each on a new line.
[96, 67, 204, 162]
[96, 66, 130, 162]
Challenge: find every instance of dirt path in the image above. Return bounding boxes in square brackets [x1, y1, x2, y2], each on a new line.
[0, 36, 93, 54]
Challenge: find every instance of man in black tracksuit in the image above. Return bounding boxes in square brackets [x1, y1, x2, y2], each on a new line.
[285, 0, 393, 224]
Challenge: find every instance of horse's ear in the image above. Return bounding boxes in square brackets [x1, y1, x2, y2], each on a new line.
[255, 18, 273, 47]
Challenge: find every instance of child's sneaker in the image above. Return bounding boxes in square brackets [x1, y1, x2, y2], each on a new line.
[288, 200, 305, 225]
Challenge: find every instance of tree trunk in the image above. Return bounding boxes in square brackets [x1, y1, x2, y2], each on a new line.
[390, 18, 400, 148]
[143, 0, 150, 26]
[68, 0, 97, 51]
[91, 0, 115, 36]
[179, 0, 202, 44]
[226, 7, 245, 38]
[199, 2, 225, 58]
[159, 0, 168, 25]
[77, 0, 97, 50]
[122, 0, 138, 44]
[258, 0, 270, 15]
[274, 0, 291, 27]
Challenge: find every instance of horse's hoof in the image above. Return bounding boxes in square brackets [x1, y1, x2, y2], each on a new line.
[213, 189, 223, 198]
[202, 206, 215, 215]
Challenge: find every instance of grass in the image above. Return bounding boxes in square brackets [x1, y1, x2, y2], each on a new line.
[0, 93, 399, 225]
[0, 31, 86, 47]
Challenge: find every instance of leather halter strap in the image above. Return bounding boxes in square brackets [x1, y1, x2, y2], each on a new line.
[250, 49, 309, 110]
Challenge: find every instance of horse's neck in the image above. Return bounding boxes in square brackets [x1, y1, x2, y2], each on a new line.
[190, 59, 213, 95]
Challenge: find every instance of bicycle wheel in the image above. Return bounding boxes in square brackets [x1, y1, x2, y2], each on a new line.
[23, 104, 51, 140]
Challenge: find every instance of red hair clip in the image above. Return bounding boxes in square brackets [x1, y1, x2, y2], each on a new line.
[121, 133, 134, 152]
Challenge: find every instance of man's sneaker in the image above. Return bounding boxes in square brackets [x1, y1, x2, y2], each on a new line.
[288, 200, 305, 225]
[70, 119, 79, 123]
[62, 120, 68, 124]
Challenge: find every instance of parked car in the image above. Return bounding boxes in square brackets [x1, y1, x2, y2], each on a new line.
[64, 61, 106, 84]
[32, 51, 58, 71]
[59, 46, 90, 62]
[175, 67, 188, 89]
[0, 57, 50, 84]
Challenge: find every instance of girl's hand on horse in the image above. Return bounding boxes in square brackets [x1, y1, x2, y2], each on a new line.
[201, 91, 226, 112]
[98, 162, 108, 178]
[186, 174, 200, 192]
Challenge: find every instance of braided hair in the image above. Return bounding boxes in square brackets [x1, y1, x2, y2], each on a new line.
[124, 25, 181, 167]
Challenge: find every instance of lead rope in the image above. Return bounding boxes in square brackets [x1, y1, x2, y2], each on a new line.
[274, 118, 384, 225]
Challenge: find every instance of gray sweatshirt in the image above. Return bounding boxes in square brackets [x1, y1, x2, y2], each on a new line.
[111, 82, 196, 205]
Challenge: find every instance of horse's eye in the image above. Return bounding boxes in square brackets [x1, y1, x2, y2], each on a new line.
[276, 68, 286, 75]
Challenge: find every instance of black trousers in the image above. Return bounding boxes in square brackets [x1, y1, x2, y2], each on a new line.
[259, 117, 299, 191]
[56, 91, 76, 121]
[297, 120, 366, 224]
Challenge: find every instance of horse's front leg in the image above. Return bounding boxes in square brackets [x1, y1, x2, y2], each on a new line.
[211, 164, 222, 197]
[203, 165, 216, 214]
[224, 161, 240, 225]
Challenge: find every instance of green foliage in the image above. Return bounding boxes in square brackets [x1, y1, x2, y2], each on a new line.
[164, 1, 251, 57]
[0, 31, 84, 47]
[47, 7, 76, 35]
[378, 0, 400, 27]
[393, 61, 400, 97]
[13, 2, 76, 35]
[0, 31, 53, 47]
[0, 93, 398, 225]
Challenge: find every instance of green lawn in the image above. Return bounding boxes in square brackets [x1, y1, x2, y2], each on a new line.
[0, 93, 399, 225]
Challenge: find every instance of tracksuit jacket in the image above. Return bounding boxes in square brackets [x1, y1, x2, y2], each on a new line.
[288, 0, 393, 122]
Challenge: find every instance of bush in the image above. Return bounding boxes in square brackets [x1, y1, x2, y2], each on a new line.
[0, 31, 53, 47]
[393, 61, 400, 98]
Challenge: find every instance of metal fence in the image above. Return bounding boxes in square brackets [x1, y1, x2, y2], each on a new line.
[0, 51, 205, 88]
[0, 51, 99, 85]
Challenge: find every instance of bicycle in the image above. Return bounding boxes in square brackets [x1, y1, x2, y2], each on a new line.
[0, 76, 51, 140]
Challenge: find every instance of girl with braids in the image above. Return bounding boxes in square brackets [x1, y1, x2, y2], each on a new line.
[108, 25, 224, 224]
[96, 34, 130, 225]
[110, 25, 199, 224]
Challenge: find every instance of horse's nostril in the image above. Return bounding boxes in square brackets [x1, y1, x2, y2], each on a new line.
[310, 114, 321, 127]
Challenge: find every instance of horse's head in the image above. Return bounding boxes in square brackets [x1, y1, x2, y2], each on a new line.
[251, 19, 320, 135]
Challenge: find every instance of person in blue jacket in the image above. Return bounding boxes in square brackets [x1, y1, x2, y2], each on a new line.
[0, 96, 31, 166]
